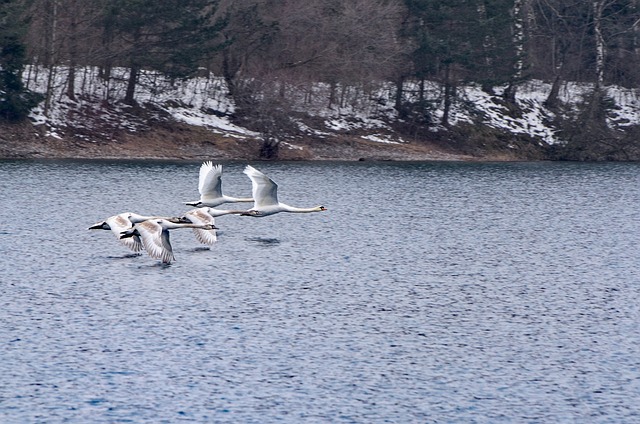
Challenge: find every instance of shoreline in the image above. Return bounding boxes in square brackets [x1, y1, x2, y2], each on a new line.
[0, 122, 533, 163]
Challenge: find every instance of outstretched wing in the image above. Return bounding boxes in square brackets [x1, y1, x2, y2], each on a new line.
[108, 213, 143, 252]
[184, 208, 217, 245]
[198, 161, 223, 200]
[135, 220, 175, 263]
[243, 165, 279, 208]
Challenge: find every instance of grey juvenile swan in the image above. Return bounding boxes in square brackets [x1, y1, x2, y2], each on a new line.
[120, 219, 217, 264]
[181, 207, 246, 245]
[88, 212, 184, 252]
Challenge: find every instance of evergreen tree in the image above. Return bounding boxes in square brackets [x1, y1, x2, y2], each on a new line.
[403, 0, 519, 125]
[594, 0, 640, 88]
[0, 0, 42, 121]
[102, 0, 226, 104]
[474, 0, 522, 95]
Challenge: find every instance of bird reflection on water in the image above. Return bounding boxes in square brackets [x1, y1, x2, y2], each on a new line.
[246, 237, 281, 245]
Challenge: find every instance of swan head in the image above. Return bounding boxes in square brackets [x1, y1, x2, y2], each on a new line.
[119, 228, 138, 239]
[169, 216, 192, 224]
[318, 206, 327, 211]
[240, 210, 262, 217]
[88, 222, 109, 230]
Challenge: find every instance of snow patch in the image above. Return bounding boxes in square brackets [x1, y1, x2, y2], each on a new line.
[361, 134, 405, 144]
[21, 66, 640, 147]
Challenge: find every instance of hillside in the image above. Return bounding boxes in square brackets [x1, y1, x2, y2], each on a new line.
[0, 120, 472, 161]
[1, 68, 639, 161]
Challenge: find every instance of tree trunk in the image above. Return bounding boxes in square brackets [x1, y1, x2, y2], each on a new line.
[124, 66, 138, 105]
[545, 75, 562, 109]
[394, 75, 404, 117]
[328, 81, 337, 109]
[441, 64, 453, 127]
[221, 47, 236, 97]
[511, 0, 525, 81]
[66, 0, 78, 101]
[593, 1, 606, 88]
[66, 67, 76, 101]
[43, 0, 57, 116]
[503, 82, 517, 104]
[476, 3, 494, 83]
[503, 0, 525, 104]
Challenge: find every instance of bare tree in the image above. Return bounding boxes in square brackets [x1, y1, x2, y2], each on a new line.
[593, 0, 609, 88]
[216, 0, 408, 154]
[503, 0, 529, 102]
[244, 0, 407, 104]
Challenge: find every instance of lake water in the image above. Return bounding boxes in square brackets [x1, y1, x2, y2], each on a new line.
[1, 159, 640, 423]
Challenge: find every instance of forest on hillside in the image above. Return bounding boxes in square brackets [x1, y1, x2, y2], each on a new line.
[1, 0, 640, 159]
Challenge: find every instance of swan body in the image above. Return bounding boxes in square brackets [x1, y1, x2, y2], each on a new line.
[241, 165, 327, 217]
[121, 219, 217, 264]
[182, 207, 246, 244]
[185, 161, 253, 207]
[88, 212, 184, 252]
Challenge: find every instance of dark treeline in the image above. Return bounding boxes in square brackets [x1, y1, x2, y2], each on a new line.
[1, 0, 639, 158]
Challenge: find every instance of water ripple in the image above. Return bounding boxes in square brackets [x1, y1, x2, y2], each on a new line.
[1, 160, 640, 422]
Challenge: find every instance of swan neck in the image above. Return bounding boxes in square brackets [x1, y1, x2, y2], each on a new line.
[283, 205, 322, 213]
[224, 196, 254, 203]
[166, 222, 214, 230]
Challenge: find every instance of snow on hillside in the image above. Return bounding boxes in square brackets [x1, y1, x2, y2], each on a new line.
[23, 66, 640, 145]
[400, 79, 640, 144]
[24, 66, 255, 140]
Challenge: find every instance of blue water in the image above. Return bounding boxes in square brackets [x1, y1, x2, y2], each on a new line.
[1, 160, 640, 423]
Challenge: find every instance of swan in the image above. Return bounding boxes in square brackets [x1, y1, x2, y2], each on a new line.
[88, 212, 185, 252]
[241, 165, 327, 217]
[185, 161, 253, 207]
[181, 207, 246, 245]
[120, 219, 217, 264]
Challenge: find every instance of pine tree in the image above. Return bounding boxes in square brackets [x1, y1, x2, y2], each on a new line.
[101, 0, 226, 104]
[0, 0, 42, 121]
[403, 0, 518, 125]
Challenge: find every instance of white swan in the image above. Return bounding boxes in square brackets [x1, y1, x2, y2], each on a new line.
[181, 207, 246, 244]
[185, 161, 253, 207]
[121, 219, 217, 264]
[88, 212, 185, 252]
[241, 165, 327, 217]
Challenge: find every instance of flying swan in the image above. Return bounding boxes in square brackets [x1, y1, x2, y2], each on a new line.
[185, 161, 253, 207]
[120, 219, 217, 264]
[241, 165, 327, 217]
[88, 212, 184, 252]
[181, 207, 246, 244]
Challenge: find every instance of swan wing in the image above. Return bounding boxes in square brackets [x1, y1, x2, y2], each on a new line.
[135, 220, 175, 263]
[198, 161, 223, 199]
[243, 165, 279, 208]
[192, 228, 217, 245]
[106, 214, 133, 235]
[184, 208, 217, 244]
[120, 233, 143, 252]
[108, 214, 143, 252]
[127, 213, 156, 224]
